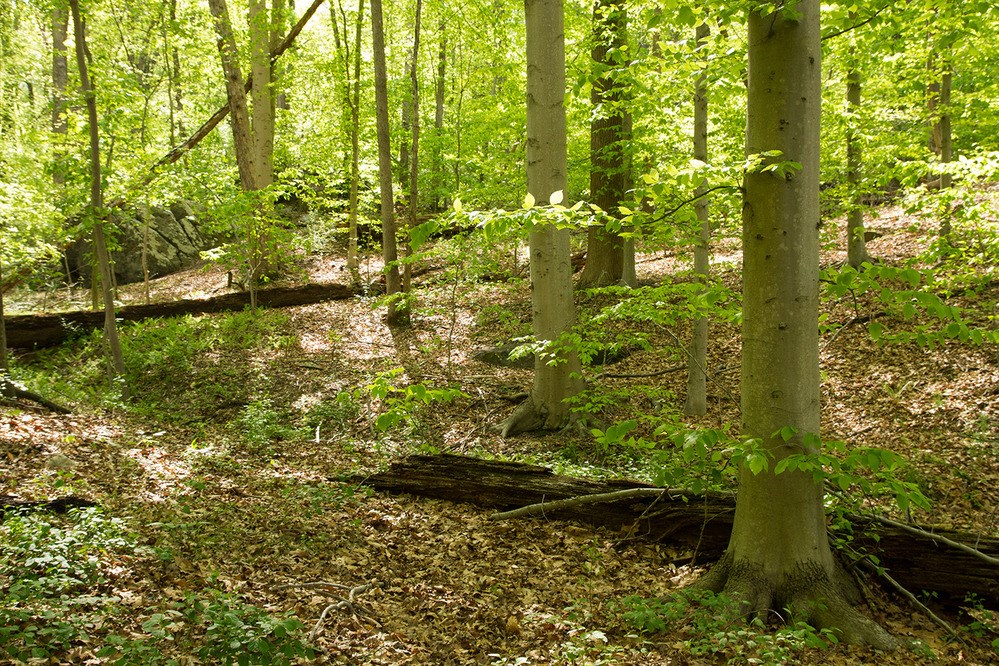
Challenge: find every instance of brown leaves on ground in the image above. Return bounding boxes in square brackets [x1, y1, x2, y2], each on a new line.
[1, 203, 997, 664]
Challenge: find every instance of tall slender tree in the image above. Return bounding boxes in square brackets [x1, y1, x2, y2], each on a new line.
[70, 0, 129, 398]
[371, 0, 403, 322]
[845, 39, 874, 268]
[694, 1, 894, 647]
[499, 0, 583, 437]
[684, 21, 711, 417]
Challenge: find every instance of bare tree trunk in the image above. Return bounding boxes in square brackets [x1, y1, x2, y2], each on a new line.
[52, 5, 69, 186]
[0, 262, 8, 373]
[371, 0, 403, 323]
[499, 0, 583, 437]
[684, 22, 710, 417]
[348, 0, 365, 277]
[208, 0, 260, 307]
[166, 0, 186, 142]
[433, 23, 446, 211]
[403, 0, 423, 293]
[845, 42, 873, 268]
[695, 1, 894, 648]
[70, 0, 129, 399]
[578, 0, 633, 289]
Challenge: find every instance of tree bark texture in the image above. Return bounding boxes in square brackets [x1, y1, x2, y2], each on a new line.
[249, 0, 275, 190]
[684, 22, 710, 417]
[70, 0, 129, 399]
[499, 0, 583, 437]
[845, 52, 873, 268]
[370, 0, 403, 322]
[359, 455, 999, 607]
[51, 5, 69, 186]
[207, 0, 258, 193]
[578, 0, 633, 289]
[3, 283, 357, 350]
[404, 0, 423, 294]
[703, 2, 895, 647]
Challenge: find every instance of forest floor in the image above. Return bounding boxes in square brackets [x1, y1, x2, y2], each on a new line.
[1, 201, 998, 665]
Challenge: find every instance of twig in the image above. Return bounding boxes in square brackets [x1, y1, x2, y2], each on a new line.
[860, 560, 964, 645]
[489, 488, 670, 521]
[871, 515, 999, 566]
[821, 4, 890, 42]
[274, 581, 378, 639]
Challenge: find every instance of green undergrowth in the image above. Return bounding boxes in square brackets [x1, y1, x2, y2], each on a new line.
[620, 590, 847, 665]
[0, 507, 314, 664]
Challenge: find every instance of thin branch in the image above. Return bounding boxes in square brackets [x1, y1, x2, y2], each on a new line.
[871, 515, 999, 566]
[822, 5, 889, 42]
[861, 560, 964, 645]
[652, 185, 741, 224]
[489, 488, 671, 521]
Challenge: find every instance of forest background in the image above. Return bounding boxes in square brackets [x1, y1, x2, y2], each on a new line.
[1, 0, 998, 663]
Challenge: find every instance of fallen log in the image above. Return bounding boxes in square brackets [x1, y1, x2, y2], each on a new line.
[1, 375, 71, 413]
[358, 454, 999, 607]
[1, 495, 97, 514]
[5, 282, 358, 350]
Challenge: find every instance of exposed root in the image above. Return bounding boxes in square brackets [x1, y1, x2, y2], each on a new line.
[691, 553, 898, 650]
[497, 395, 549, 438]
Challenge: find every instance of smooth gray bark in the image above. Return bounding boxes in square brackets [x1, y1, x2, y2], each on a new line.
[499, 0, 583, 437]
[696, 2, 895, 648]
[70, 0, 129, 399]
[684, 22, 710, 417]
[845, 46, 873, 268]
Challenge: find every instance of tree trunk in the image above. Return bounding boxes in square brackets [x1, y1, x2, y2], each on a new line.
[348, 0, 365, 278]
[403, 0, 423, 294]
[845, 42, 873, 268]
[370, 0, 403, 323]
[578, 0, 633, 289]
[166, 0, 186, 142]
[0, 262, 7, 373]
[697, 2, 895, 648]
[358, 454, 999, 607]
[433, 23, 446, 211]
[684, 22, 710, 417]
[207, 0, 257, 193]
[51, 5, 69, 187]
[499, 0, 583, 437]
[70, 0, 129, 400]
[249, 0, 275, 191]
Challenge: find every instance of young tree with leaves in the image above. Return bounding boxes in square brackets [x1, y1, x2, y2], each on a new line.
[695, 1, 894, 647]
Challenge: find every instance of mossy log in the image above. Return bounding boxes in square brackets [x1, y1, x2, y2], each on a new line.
[4, 282, 357, 350]
[358, 454, 999, 607]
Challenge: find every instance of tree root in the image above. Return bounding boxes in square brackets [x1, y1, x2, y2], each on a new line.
[0, 375, 71, 414]
[496, 395, 550, 438]
[693, 553, 898, 650]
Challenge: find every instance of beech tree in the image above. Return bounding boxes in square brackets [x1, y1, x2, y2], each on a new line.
[70, 0, 128, 398]
[694, 1, 895, 647]
[683, 21, 710, 417]
[498, 0, 583, 437]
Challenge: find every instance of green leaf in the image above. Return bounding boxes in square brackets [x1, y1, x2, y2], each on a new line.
[523, 193, 536, 210]
[549, 190, 564, 206]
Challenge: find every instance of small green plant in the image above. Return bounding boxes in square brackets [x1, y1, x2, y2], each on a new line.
[366, 368, 465, 433]
[621, 590, 839, 665]
[237, 398, 304, 447]
[98, 589, 314, 666]
[0, 508, 134, 661]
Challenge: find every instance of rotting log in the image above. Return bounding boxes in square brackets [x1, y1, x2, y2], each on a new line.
[5, 282, 358, 350]
[357, 454, 999, 607]
[1, 375, 71, 413]
[1, 495, 97, 514]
